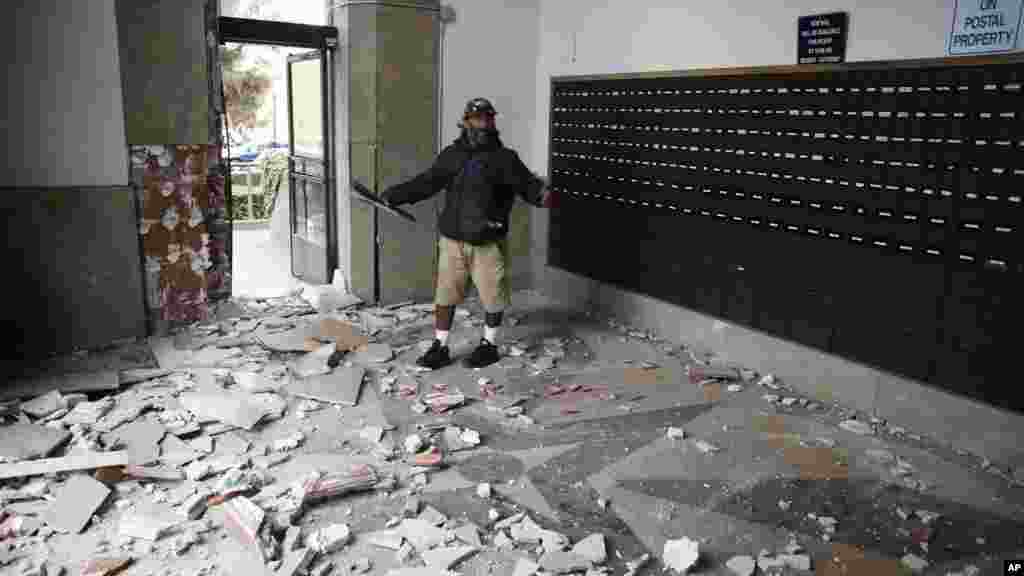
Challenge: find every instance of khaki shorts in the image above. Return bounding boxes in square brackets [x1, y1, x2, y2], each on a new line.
[435, 236, 510, 313]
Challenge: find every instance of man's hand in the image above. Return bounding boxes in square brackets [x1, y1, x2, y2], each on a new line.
[540, 180, 558, 208]
[379, 187, 399, 207]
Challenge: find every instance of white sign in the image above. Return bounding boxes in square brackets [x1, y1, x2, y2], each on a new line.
[948, 0, 1024, 54]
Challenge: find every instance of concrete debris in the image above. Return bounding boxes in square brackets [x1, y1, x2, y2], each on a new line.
[385, 569, 458, 576]
[43, 474, 110, 534]
[349, 557, 373, 574]
[571, 533, 607, 564]
[778, 553, 812, 571]
[21, 390, 67, 419]
[763, 394, 780, 403]
[488, 509, 502, 523]
[539, 550, 593, 574]
[725, 555, 756, 576]
[454, 524, 482, 547]
[310, 560, 334, 576]
[118, 510, 178, 541]
[865, 449, 895, 464]
[273, 431, 305, 452]
[0, 422, 71, 464]
[419, 505, 448, 526]
[278, 547, 317, 576]
[476, 483, 492, 499]
[915, 509, 940, 524]
[360, 426, 384, 444]
[405, 434, 424, 454]
[493, 530, 512, 549]
[232, 371, 280, 393]
[367, 530, 405, 550]
[179, 490, 212, 520]
[757, 374, 778, 389]
[396, 540, 416, 564]
[900, 554, 929, 573]
[253, 452, 290, 471]
[778, 499, 791, 511]
[666, 427, 686, 440]
[420, 545, 478, 570]
[512, 558, 541, 576]
[624, 554, 651, 576]
[693, 439, 719, 454]
[179, 391, 273, 431]
[399, 518, 447, 551]
[726, 384, 743, 393]
[780, 397, 798, 406]
[839, 419, 873, 436]
[354, 343, 395, 364]
[662, 537, 699, 574]
[184, 457, 238, 481]
[443, 426, 480, 452]
[891, 458, 916, 477]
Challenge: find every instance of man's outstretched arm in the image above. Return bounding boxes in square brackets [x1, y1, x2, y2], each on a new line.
[503, 150, 551, 207]
[381, 151, 453, 206]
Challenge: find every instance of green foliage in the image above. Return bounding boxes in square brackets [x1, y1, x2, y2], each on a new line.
[221, 44, 272, 134]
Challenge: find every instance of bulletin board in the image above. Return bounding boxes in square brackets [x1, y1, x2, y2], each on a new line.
[547, 55, 1024, 412]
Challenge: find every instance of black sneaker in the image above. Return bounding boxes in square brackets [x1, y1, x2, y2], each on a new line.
[463, 339, 500, 369]
[416, 339, 452, 370]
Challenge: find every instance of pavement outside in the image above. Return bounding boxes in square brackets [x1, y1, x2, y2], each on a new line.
[1, 289, 1022, 576]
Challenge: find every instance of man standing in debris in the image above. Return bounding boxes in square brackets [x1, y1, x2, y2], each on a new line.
[380, 97, 554, 369]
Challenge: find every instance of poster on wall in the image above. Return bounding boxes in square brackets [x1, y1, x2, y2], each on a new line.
[798, 12, 848, 64]
[948, 0, 1023, 55]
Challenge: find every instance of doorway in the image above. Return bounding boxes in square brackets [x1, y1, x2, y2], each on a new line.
[218, 16, 337, 298]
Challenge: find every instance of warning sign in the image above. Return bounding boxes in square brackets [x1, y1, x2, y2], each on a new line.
[948, 0, 1023, 55]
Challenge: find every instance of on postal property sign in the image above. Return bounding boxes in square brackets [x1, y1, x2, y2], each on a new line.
[798, 12, 848, 64]
[948, 0, 1023, 55]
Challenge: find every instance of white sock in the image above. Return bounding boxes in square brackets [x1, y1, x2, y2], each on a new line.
[484, 325, 499, 344]
[436, 330, 449, 346]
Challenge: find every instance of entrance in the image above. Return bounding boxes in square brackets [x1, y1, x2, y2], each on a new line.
[217, 17, 337, 295]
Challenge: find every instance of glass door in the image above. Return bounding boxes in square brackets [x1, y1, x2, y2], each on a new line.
[287, 49, 332, 284]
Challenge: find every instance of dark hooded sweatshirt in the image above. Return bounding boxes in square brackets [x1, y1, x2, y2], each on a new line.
[381, 133, 546, 245]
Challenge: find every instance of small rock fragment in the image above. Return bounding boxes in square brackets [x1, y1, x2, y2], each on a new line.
[839, 419, 873, 436]
[454, 524, 482, 547]
[404, 434, 424, 454]
[693, 439, 719, 454]
[666, 427, 685, 440]
[476, 483, 492, 499]
[405, 497, 421, 518]
[758, 374, 778, 388]
[778, 500, 791, 511]
[571, 533, 607, 564]
[488, 509, 501, 522]
[725, 555, 756, 576]
[662, 537, 699, 573]
[419, 505, 448, 526]
[901, 554, 928, 573]
[350, 557, 372, 574]
[726, 384, 743, 393]
[305, 524, 351, 554]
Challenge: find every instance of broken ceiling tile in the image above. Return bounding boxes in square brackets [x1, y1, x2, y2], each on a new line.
[118, 508, 179, 541]
[453, 524, 482, 548]
[178, 391, 273, 431]
[43, 474, 111, 534]
[20, 390, 67, 419]
[419, 505, 448, 527]
[289, 365, 366, 407]
[366, 529, 406, 551]
[0, 422, 70, 462]
[420, 546, 478, 570]
[571, 534, 607, 564]
[400, 518, 447, 552]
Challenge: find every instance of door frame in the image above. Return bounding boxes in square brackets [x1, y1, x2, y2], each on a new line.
[216, 16, 339, 284]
